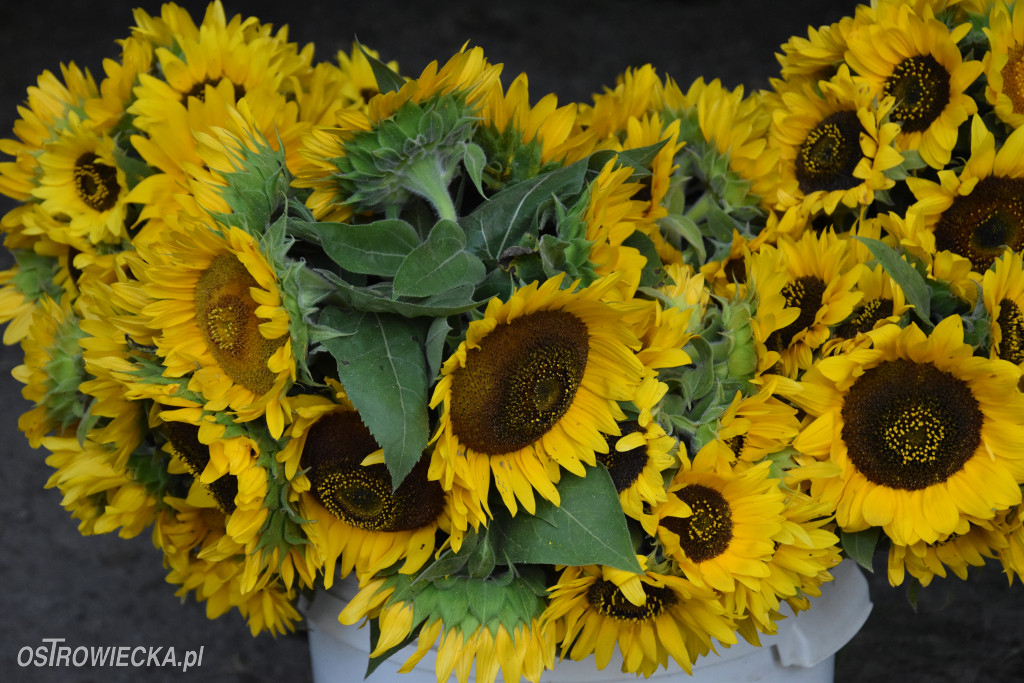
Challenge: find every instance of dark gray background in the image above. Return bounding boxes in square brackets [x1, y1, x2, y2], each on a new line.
[0, 1, 1021, 681]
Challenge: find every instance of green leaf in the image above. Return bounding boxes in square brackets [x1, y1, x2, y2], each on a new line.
[356, 40, 406, 94]
[424, 317, 451, 381]
[491, 467, 643, 573]
[841, 527, 880, 573]
[855, 237, 932, 325]
[317, 269, 485, 317]
[623, 230, 665, 288]
[462, 142, 488, 198]
[307, 219, 421, 277]
[585, 141, 667, 181]
[318, 308, 430, 487]
[393, 219, 487, 297]
[463, 159, 589, 263]
[412, 531, 480, 584]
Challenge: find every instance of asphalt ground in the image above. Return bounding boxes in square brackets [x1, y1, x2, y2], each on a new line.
[0, 1, 1021, 681]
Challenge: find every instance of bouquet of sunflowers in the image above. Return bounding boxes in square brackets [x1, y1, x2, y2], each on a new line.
[5, 0, 1024, 680]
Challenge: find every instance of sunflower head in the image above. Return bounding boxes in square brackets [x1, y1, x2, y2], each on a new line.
[301, 410, 445, 533]
[341, 569, 555, 683]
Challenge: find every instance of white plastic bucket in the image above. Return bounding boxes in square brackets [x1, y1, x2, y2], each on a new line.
[305, 560, 871, 682]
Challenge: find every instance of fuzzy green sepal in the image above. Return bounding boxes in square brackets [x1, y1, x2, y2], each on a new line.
[329, 94, 482, 220]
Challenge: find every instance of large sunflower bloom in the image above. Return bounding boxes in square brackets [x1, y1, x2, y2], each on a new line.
[429, 275, 645, 543]
[125, 218, 294, 437]
[542, 560, 736, 676]
[786, 317, 1024, 546]
[844, 2, 983, 169]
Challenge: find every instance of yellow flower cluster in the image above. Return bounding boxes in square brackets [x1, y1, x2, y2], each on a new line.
[4, 1, 1024, 681]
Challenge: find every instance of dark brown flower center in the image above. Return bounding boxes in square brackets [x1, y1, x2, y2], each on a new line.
[769, 276, 827, 351]
[837, 298, 895, 339]
[301, 411, 445, 532]
[884, 54, 951, 133]
[597, 422, 647, 492]
[162, 421, 238, 513]
[934, 177, 1024, 272]
[450, 309, 589, 454]
[841, 358, 982, 490]
[194, 253, 287, 395]
[996, 298, 1024, 365]
[586, 579, 677, 621]
[661, 484, 733, 562]
[1001, 44, 1024, 115]
[182, 77, 246, 104]
[795, 110, 863, 195]
[73, 152, 120, 212]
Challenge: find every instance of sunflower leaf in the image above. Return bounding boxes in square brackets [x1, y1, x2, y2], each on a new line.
[357, 39, 406, 94]
[393, 219, 487, 297]
[491, 468, 643, 573]
[854, 238, 931, 325]
[316, 269, 485, 317]
[300, 219, 421, 276]
[840, 527, 880, 573]
[463, 158, 589, 264]
[318, 308, 430, 487]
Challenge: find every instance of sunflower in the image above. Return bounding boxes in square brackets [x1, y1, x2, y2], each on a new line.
[984, 0, 1024, 129]
[127, 0, 312, 134]
[904, 116, 1024, 275]
[11, 297, 87, 448]
[126, 218, 294, 437]
[659, 77, 779, 211]
[542, 559, 736, 676]
[341, 571, 555, 683]
[750, 230, 865, 377]
[0, 63, 102, 253]
[769, 65, 902, 216]
[844, 2, 983, 169]
[690, 378, 802, 474]
[474, 71, 590, 188]
[596, 377, 678, 522]
[581, 64, 665, 142]
[286, 402, 448, 584]
[125, 2, 312, 225]
[886, 514, 1009, 587]
[429, 274, 645, 543]
[787, 317, 1024, 546]
[162, 545, 301, 637]
[774, 13, 862, 88]
[294, 46, 502, 222]
[41, 433, 158, 538]
[983, 250, 1024, 367]
[582, 158, 653, 298]
[995, 504, 1024, 583]
[29, 111, 130, 249]
[650, 460, 786, 596]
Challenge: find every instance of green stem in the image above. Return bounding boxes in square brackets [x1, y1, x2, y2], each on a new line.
[402, 154, 458, 222]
